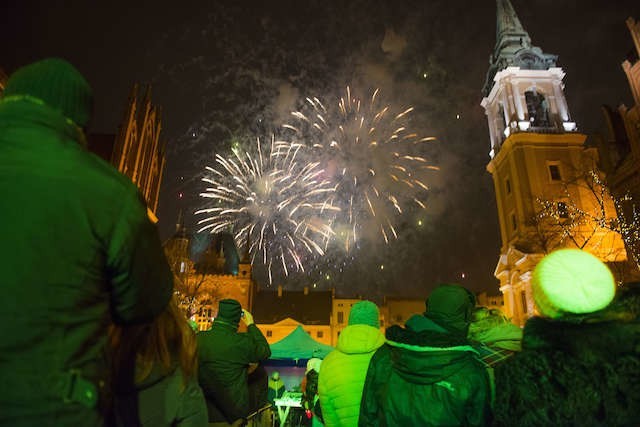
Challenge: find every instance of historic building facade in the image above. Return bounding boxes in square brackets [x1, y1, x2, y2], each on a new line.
[111, 84, 166, 222]
[163, 224, 254, 331]
[597, 17, 640, 267]
[482, 0, 626, 325]
[253, 286, 333, 346]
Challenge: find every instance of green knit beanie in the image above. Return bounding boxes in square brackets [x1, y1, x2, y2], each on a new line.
[3, 58, 93, 127]
[532, 249, 615, 318]
[216, 299, 242, 327]
[348, 300, 380, 328]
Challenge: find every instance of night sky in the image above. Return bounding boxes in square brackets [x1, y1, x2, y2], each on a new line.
[3, 0, 639, 298]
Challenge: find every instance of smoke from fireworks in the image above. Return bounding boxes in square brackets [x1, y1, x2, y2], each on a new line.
[283, 87, 437, 250]
[196, 137, 338, 283]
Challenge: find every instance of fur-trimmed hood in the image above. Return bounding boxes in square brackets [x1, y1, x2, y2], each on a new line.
[493, 315, 640, 427]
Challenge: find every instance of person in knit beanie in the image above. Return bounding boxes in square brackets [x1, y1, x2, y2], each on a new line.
[319, 300, 384, 426]
[215, 298, 243, 328]
[197, 299, 271, 425]
[2, 58, 93, 144]
[494, 249, 640, 426]
[360, 285, 491, 426]
[0, 58, 174, 426]
[468, 307, 522, 367]
[348, 300, 380, 328]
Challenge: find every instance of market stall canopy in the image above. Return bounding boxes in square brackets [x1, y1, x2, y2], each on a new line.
[269, 325, 334, 361]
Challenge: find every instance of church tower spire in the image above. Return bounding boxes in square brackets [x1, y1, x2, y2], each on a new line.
[482, 0, 574, 159]
[480, 0, 626, 326]
[495, 0, 530, 52]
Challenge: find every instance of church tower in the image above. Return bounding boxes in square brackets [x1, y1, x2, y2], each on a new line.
[482, 0, 626, 325]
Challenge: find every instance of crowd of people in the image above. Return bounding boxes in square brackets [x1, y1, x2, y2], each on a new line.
[2, 58, 640, 426]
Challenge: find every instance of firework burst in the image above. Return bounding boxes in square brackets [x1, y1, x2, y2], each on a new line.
[283, 87, 437, 250]
[196, 137, 338, 283]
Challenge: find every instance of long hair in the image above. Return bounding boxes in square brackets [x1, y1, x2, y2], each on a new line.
[110, 296, 198, 390]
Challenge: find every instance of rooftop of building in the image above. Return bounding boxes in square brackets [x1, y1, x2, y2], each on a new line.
[252, 287, 332, 325]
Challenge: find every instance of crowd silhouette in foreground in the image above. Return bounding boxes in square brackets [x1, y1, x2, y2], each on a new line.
[1, 58, 639, 427]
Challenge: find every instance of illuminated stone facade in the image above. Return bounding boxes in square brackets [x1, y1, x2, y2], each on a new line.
[476, 292, 505, 311]
[257, 317, 332, 347]
[331, 298, 364, 346]
[253, 286, 333, 346]
[482, 0, 626, 326]
[163, 227, 254, 331]
[597, 17, 640, 267]
[112, 84, 166, 222]
[383, 297, 425, 328]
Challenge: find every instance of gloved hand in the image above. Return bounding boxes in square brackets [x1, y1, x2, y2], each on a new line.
[242, 309, 254, 326]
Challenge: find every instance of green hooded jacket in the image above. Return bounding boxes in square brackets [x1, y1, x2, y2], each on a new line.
[319, 324, 385, 427]
[359, 319, 492, 427]
[0, 98, 174, 426]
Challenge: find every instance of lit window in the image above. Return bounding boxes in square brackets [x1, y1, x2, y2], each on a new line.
[548, 164, 562, 181]
[180, 261, 186, 273]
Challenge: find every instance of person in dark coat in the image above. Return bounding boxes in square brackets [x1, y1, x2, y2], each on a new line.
[494, 249, 640, 427]
[0, 58, 174, 426]
[359, 284, 491, 426]
[197, 299, 271, 426]
[110, 297, 207, 427]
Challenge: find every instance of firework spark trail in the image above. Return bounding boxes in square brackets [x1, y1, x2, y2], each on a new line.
[284, 86, 437, 250]
[196, 137, 338, 283]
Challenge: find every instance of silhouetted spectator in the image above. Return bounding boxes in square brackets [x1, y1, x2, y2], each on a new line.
[468, 307, 522, 365]
[0, 58, 173, 426]
[247, 363, 269, 413]
[267, 371, 286, 406]
[494, 249, 640, 426]
[302, 360, 323, 427]
[110, 297, 207, 426]
[319, 300, 384, 427]
[197, 299, 271, 426]
[359, 284, 491, 426]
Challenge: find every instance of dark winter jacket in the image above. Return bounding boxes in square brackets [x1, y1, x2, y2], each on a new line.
[197, 322, 271, 423]
[359, 318, 492, 427]
[494, 315, 640, 427]
[358, 316, 490, 426]
[114, 364, 208, 427]
[0, 98, 173, 426]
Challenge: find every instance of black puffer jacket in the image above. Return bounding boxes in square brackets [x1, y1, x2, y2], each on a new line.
[494, 316, 640, 427]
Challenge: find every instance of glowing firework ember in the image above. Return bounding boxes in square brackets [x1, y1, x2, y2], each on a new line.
[283, 87, 437, 249]
[196, 137, 338, 283]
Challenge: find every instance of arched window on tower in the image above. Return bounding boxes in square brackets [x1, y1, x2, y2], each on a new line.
[524, 90, 550, 128]
[497, 102, 506, 140]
